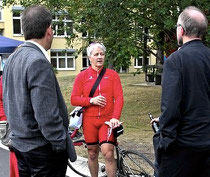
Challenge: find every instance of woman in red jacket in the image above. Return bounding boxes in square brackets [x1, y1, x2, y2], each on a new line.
[71, 42, 124, 177]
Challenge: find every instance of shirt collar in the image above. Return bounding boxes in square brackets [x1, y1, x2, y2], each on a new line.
[180, 39, 202, 50]
[26, 40, 50, 61]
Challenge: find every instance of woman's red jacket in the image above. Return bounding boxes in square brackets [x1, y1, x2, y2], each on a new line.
[71, 67, 124, 119]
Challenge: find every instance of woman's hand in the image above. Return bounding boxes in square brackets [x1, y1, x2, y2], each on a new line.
[91, 95, 106, 107]
[109, 118, 121, 128]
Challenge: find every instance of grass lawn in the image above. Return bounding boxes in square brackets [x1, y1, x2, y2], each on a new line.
[57, 73, 162, 161]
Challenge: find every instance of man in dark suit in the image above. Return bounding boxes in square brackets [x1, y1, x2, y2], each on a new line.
[153, 6, 210, 177]
[3, 5, 73, 177]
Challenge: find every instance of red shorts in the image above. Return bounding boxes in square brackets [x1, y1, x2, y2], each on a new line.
[83, 116, 116, 145]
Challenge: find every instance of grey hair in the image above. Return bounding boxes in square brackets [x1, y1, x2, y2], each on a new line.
[178, 6, 208, 38]
[87, 43, 106, 57]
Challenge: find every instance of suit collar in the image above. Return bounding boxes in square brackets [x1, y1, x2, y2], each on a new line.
[26, 40, 50, 61]
[22, 41, 50, 61]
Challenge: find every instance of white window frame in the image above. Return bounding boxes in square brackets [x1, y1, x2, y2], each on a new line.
[51, 51, 76, 70]
[134, 56, 149, 68]
[12, 8, 23, 36]
[52, 14, 73, 37]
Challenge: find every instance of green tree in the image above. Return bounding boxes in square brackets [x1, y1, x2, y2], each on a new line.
[4, 0, 210, 70]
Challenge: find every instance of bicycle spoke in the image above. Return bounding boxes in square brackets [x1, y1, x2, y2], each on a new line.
[120, 150, 157, 177]
[122, 153, 148, 175]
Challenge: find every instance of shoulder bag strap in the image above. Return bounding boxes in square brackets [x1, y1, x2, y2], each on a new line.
[79, 67, 106, 112]
[89, 67, 106, 97]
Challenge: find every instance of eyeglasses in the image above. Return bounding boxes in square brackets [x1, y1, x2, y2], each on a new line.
[175, 24, 185, 31]
[175, 24, 182, 28]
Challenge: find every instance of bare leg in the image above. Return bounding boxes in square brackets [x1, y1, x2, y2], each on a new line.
[101, 143, 116, 177]
[87, 145, 99, 177]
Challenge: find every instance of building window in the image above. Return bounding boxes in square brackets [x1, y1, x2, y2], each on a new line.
[51, 51, 75, 70]
[13, 10, 23, 35]
[52, 14, 73, 37]
[82, 31, 88, 38]
[82, 55, 90, 69]
[134, 57, 149, 68]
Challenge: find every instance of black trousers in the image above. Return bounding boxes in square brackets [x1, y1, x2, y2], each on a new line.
[13, 144, 68, 177]
[159, 147, 210, 177]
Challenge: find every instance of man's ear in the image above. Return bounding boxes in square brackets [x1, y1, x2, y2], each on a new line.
[46, 26, 53, 37]
[181, 26, 185, 36]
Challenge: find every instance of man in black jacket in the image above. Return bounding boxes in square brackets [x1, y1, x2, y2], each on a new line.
[154, 6, 210, 177]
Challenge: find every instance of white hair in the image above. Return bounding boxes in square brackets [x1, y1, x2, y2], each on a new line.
[86, 43, 106, 57]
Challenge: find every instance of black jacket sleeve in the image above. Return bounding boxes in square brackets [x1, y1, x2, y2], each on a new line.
[159, 56, 182, 151]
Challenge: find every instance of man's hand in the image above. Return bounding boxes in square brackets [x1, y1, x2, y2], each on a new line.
[150, 117, 160, 124]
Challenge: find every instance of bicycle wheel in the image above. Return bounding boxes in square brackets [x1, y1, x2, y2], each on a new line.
[67, 139, 107, 177]
[120, 150, 158, 177]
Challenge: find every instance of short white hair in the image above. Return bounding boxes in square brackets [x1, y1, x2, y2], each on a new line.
[87, 42, 106, 57]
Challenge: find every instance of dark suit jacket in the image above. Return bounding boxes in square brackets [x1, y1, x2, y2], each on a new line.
[156, 40, 210, 154]
[3, 42, 69, 152]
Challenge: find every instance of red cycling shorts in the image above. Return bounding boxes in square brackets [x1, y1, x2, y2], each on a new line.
[83, 116, 116, 145]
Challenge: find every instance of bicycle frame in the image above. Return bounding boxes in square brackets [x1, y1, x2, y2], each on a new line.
[68, 128, 158, 177]
[115, 145, 126, 176]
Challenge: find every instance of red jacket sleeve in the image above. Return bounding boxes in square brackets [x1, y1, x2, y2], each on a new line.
[71, 73, 91, 107]
[112, 72, 124, 119]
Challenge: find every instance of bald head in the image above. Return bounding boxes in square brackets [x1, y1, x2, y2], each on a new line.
[178, 6, 208, 38]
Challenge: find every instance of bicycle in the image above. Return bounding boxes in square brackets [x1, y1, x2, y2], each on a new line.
[68, 127, 158, 177]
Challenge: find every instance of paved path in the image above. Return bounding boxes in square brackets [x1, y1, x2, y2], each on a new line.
[0, 143, 80, 177]
[0, 146, 9, 177]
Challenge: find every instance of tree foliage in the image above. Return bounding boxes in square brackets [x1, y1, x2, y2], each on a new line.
[4, 0, 210, 70]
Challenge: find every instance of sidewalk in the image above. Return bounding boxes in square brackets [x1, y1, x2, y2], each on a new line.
[0, 142, 81, 177]
[132, 82, 160, 87]
[0, 142, 107, 177]
[0, 146, 9, 177]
